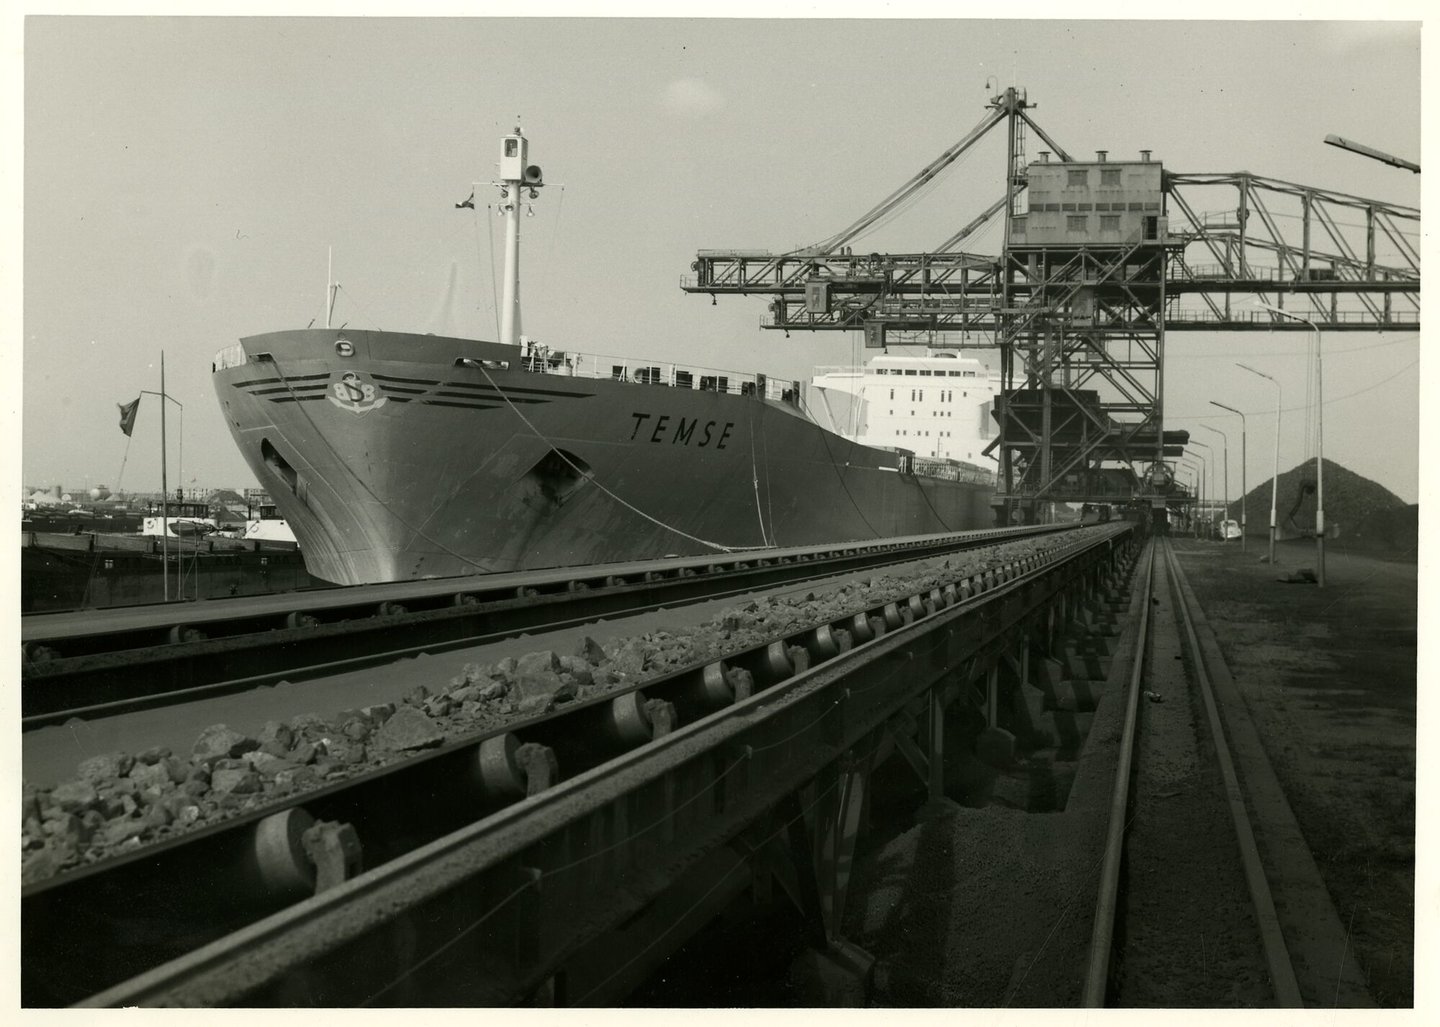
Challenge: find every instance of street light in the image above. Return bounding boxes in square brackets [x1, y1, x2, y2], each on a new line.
[1186, 448, 1208, 538]
[1254, 302, 1324, 586]
[1210, 400, 1247, 553]
[1189, 441, 1212, 538]
[1201, 424, 1229, 539]
[1180, 460, 1203, 532]
[1237, 362, 1281, 566]
[1180, 460, 1202, 537]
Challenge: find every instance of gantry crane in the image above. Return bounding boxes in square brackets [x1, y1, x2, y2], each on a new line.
[682, 87, 1420, 525]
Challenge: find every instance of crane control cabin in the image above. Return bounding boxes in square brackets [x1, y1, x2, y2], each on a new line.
[997, 148, 1187, 522]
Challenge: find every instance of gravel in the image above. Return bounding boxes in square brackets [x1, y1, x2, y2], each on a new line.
[21, 532, 1082, 887]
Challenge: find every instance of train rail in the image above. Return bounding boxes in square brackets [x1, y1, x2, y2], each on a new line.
[1080, 535, 1332, 1007]
[22, 524, 1071, 727]
[23, 523, 1135, 1006]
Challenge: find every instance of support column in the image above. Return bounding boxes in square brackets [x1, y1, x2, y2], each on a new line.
[927, 688, 946, 805]
[918, 687, 961, 820]
[986, 662, 1000, 729]
[780, 748, 879, 1006]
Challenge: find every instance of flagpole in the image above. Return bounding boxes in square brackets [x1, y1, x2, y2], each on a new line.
[160, 352, 170, 602]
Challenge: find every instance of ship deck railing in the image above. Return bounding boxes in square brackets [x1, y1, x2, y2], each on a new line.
[1164, 307, 1418, 326]
[214, 343, 246, 371]
[812, 364, 996, 380]
[516, 348, 804, 405]
[910, 457, 996, 487]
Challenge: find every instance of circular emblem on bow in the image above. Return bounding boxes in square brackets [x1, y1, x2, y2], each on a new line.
[327, 370, 388, 415]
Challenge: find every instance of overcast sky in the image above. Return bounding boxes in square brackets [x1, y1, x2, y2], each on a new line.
[17, 13, 1424, 504]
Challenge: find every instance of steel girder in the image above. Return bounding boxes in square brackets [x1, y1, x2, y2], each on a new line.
[988, 243, 1170, 510]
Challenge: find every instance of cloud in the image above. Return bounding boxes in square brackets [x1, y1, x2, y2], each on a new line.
[661, 78, 726, 118]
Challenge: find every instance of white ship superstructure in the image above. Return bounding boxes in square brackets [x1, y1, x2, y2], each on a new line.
[808, 350, 1000, 466]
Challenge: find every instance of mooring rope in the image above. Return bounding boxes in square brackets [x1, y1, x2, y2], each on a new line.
[474, 359, 750, 553]
[268, 355, 496, 574]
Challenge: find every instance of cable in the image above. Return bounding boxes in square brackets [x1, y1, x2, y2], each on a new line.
[267, 356, 499, 574]
[357, 746, 759, 1006]
[114, 432, 134, 492]
[545, 183, 566, 289]
[1166, 335, 1417, 359]
[473, 361, 747, 553]
[803, 108, 1001, 254]
[1170, 357, 1418, 423]
[483, 204, 500, 340]
[805, 398, 884, 540]
[359, 874, 539, 1006]
[842, 143, 984, 251]
[346, 536, 1089, 1005]
[571, 771, 845, 1005]
[332, 284, 383, 332]
[913, 472, 957, 533]
[747, 409, 770, 547]
[468, 205, 496, 338]
[751, 398, 777, 546]
[1261, 209, 1419, 240]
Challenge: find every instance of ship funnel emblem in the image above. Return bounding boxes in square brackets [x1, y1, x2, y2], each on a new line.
[327, 370, 388, 415]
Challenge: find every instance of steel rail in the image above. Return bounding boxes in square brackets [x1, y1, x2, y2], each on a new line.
[1081, 536, 1154, 1005]
[23, 524, 1072, 725]
[26, 524, 1134, 1007]
[1161, 539, 1303, 1007]
[24, 525, 1063, 656]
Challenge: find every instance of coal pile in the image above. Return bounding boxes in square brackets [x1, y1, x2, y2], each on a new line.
[1227, 458, 1413, 552]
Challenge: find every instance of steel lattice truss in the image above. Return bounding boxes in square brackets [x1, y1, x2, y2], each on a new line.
[682, 88, 1419, 516]
[987, 243, 1183, 504]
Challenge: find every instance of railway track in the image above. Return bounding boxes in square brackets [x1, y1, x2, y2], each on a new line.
[23, 523, 1134, 1007]
[1078, 536, 1359, 1007]
[22, 524, 1070, 727]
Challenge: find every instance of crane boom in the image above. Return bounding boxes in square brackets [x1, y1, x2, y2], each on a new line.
[1324, 134, 1420, 173]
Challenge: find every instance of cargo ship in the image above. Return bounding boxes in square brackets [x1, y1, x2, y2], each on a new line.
[211, 129, 999, 586]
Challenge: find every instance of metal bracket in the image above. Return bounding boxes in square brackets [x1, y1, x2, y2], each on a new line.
[301, 820, 363, 894]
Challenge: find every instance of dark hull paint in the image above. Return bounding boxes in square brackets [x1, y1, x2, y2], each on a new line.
[21, 546, 318, 612]
[214, 329, 996, 584]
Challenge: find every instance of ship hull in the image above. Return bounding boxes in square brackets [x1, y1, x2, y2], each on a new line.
[214, 330, 996, 585]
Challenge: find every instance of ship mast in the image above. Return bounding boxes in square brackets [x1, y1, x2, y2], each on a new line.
[497, 123, 543, 347]
[325, 245, 336, 329]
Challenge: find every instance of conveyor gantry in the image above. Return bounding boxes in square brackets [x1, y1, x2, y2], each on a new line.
[684, 86, 1419, 520]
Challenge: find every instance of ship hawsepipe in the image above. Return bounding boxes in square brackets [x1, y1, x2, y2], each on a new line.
[213, 329, 996, 585]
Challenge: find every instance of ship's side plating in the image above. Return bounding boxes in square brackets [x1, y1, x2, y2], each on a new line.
[214, 329, 995, 584]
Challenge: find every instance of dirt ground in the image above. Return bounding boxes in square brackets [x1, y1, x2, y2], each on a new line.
[839, 531, 1415, 1009]
[1171, 535, 1416, 1007]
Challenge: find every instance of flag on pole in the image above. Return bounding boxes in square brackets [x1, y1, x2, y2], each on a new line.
[117, 396, 140, 437]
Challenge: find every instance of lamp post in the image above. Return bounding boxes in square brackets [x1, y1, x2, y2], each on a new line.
[137, 362, 185, 602]
[1201, 424, 1229, 540]
[1186, 450, 1208, 538]
[1189, 442, 1212, 538]
[1237, 362, 1281, 566]
[1177, 464, 1192, 534]
[1180, 461, 1202, 537]
[1210, 400, 1247, 553]
[1254, 303, 1324, 586]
